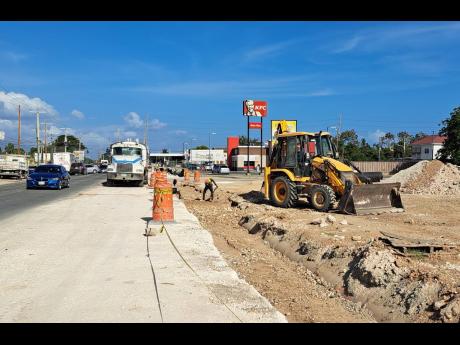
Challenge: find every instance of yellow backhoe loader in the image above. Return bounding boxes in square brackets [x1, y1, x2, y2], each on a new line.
[263, 121, 404, 215]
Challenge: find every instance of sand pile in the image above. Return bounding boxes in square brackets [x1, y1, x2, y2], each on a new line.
[385, 160, 460, 196]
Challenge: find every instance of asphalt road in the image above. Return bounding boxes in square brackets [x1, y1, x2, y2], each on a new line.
[0, 173, 106, 221]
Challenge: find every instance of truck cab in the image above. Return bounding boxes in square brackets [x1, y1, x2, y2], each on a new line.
[106, 140, 149, 186]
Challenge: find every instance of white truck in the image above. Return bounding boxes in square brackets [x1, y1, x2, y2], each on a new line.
[106, 140, 149, 187]
[0, 154, 29, 179]
[52, 152, 75, 172]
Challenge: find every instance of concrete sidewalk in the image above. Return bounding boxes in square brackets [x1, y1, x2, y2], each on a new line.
[0, 181, 286, 323]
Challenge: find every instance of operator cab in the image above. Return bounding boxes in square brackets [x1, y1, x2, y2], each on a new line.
[270, 132, 338, 178]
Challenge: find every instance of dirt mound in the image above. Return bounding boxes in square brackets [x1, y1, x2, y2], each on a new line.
[385, 160, 428, 186]
[404, 161, 460, 196]
[348, 247, 408, 288]
[385, 160, 460, 196]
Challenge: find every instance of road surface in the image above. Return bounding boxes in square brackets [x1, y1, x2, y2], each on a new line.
[0, 174, 106, 221]
[0, 176, 285, 322]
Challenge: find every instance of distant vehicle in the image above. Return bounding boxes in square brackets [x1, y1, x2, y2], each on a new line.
[52, 152, 76, 172]
[106, 140, 149, 186]
[99, 164, 108, 173]
[0, 154, 28, 179]
[100, 159, 109, 165]
[85, 164, 99, 174]
[212, 164, 230, 174]
[26, 164, 70, 190]
[184, 163, 199, 171]
[204, 162, 214, 172]
[69, 162, 87, 175]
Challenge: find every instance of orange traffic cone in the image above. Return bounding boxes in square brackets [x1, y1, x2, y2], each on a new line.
[148, 170, 156, 188]
[152, 171, 174, 222]
[194, 170, 201, 183]
[183, 168, 189, 183]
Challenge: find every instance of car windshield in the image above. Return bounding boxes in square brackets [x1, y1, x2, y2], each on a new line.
[113, 147, 142, 156]
[35, 166, 61, 174]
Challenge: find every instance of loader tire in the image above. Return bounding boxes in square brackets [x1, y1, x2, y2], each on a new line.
[309, 184, 336, 212]
[270, 176, 298, 208]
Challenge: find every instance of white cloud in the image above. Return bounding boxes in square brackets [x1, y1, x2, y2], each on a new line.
[244, 39, 300, 60]
[71, 109, 85, 120]
[123, 112, 143, 128]
[171, 129, 187, 135]
[332, 36, 363, 53]
[0, 91, 58, 118]
[150, 118, 167, 130]
[123, 131, 137, 138]
[1, 51, 28, 62]
[306, 89, 335, 97]
[368, 129, 386, 144]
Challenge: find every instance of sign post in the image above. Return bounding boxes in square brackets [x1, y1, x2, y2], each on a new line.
[247, 115, 250, 175]
[243, 100, 267, 175]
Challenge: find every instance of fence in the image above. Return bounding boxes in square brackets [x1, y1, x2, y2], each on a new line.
[351, 160, 419, 174]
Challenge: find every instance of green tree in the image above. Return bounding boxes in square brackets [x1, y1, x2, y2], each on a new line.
[438, 106, 460, 165]
[52, 135, 86, 153]
[239, 135, 260, 146]
[3, 143, 24, 154]
[161, 148, 169, 153]
[194, 145, 208, 150]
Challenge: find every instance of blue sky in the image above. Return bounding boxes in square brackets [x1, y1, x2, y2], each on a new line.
[0, 21, 459, 158]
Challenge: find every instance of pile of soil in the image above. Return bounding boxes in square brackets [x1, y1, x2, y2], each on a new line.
[385, 160, 460, 196]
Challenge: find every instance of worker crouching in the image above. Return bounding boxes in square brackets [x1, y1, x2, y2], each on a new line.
[203, 177, 218, 201]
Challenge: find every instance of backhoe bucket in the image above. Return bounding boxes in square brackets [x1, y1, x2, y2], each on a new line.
[338, 182, 404, 215]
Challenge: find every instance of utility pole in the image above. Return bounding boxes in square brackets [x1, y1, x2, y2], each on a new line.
[44, 122, 48, 162]
[17, 105, 21, 155]
[337, 113, 342, 157]
[30, 110, 46, 164]
[143, 116, 149, 146]
[59, 128, 70, 153]
[116, 128, 121, 142]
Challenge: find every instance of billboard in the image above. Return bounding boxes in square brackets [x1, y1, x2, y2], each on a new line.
[248, 122, 262, 129]
[243, 100, 267, 117]
[271, 120, 297, 139]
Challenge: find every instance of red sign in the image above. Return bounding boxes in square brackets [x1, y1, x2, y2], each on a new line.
[249, 122, 262, 129]
[243, 100, 267, 117]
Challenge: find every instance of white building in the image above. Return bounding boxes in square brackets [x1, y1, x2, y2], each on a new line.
[189, 149, 227, 165]
[411, 135, 447, 160]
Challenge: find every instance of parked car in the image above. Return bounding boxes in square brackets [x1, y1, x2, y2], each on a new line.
[204, 162, 214, 172]
[212, 164, 230, 174]
[99, 164, 108, 173]
[69, 162, 87, 175]
[26, 164, 70, 190]
[85, 164, 100, 174]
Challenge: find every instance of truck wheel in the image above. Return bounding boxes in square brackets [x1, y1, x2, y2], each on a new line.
[269, 176, 298, 208]
[106, 180, 113, 187]
[309, 184, 336, 212]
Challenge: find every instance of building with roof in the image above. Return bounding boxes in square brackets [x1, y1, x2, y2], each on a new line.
[411, 135, 447, 160]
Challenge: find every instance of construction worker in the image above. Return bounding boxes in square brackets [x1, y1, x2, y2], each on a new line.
[203, 177, 218, 201]
[172, 179, 181, 199]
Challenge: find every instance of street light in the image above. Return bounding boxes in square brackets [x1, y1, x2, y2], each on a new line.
[209, 131, 216, 164]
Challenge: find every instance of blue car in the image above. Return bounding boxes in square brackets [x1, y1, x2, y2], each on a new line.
[26, 164, 70, 190]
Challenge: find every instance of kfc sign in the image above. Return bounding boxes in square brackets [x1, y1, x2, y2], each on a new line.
[243, 100, 267, 117]
[249, 122, 262, 129]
